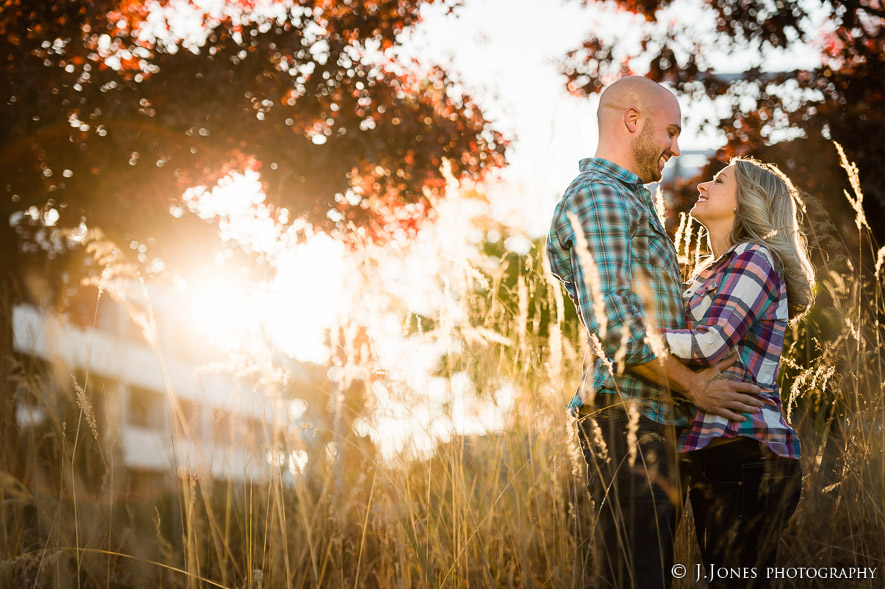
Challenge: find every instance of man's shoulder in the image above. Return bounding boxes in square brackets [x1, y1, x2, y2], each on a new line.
[567, 168, 635, 196]
[562, 170, 641, 213]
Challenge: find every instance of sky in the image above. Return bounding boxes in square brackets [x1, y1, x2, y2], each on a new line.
[406, 0, 604, 236]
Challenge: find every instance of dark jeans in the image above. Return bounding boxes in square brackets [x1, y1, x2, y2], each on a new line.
[577, 393, 683, 589]
[681, 438, 802, 588]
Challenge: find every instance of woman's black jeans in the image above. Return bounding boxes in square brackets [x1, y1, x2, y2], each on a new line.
[681, 437, 802, 588]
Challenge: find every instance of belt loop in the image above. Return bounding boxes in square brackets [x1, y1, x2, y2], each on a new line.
[759, 440, 775, 461]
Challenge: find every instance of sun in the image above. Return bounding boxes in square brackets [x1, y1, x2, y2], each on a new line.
[180, 171, 354, 364]
[187, 269, 256, 351]
[257, 234, 351, 364]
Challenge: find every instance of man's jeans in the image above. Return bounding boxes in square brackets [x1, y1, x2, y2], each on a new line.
[577, 392, 683, 589]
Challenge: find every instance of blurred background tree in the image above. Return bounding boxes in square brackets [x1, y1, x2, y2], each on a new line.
[0, 0, 506, 471]
[561, 0, 884, 238]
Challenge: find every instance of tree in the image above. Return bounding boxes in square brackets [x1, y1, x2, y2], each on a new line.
[0, 0, 506, 472]
[560, 0, 884, 236]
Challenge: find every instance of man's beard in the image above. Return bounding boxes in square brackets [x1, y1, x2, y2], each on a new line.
[632, 123, 663, 184]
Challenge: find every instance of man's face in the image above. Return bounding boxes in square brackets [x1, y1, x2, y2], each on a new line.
[631, 100, 682, 184]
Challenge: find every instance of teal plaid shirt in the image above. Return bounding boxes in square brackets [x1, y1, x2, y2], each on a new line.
[546, 158, 691, 425]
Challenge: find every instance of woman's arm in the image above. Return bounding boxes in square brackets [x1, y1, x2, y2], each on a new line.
[663, 246, 779, 365]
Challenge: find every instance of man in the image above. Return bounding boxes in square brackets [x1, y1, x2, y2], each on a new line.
[546, 76, 763, 588]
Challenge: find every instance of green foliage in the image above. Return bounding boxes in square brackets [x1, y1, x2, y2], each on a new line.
[437, 234, 583, 399]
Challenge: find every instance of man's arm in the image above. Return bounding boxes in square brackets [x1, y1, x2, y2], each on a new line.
[558, 187, 657, 366]
[629, 354, 763, 422]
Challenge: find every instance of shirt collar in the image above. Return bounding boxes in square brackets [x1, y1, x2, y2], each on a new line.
[697, 242, 742, 280]
[579, 158, 644, 188]
[713, 243, 742, 265]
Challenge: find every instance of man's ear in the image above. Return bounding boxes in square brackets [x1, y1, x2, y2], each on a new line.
[624, 107, 641, 134]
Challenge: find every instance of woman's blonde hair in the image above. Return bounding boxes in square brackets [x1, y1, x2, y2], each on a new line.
[730, 156, 815, 321]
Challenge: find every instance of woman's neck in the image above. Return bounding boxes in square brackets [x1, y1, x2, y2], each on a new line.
[707, 227, 733, 259]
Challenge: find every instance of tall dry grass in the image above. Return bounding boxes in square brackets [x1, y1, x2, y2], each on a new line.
[1, 146, 882, 588]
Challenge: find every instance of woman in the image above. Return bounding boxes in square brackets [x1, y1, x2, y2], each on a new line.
[661, 157, 814, 586]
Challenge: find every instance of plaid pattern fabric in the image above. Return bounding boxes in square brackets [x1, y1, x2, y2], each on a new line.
[662, 242, 801, 458]
[547, 158, 690, 425]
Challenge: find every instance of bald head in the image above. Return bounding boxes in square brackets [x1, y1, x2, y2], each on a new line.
[597, 76, 678, 129]
[595, 76, 682, 183]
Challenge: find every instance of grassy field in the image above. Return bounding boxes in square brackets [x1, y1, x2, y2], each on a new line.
[1, 150, 882, 588]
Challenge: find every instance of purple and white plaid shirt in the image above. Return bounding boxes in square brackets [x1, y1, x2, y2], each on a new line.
[662, 242, 800, 458]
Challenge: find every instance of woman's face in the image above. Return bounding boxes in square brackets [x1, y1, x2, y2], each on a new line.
[691, 164, 738, 229]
